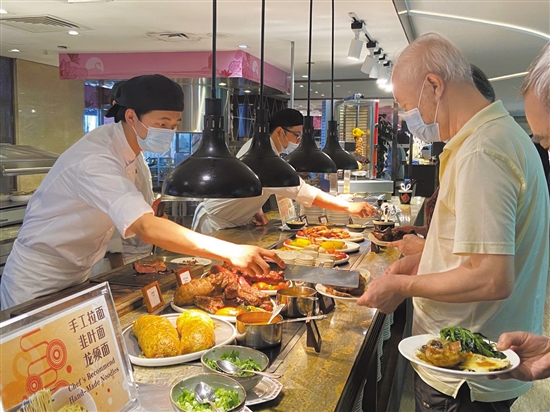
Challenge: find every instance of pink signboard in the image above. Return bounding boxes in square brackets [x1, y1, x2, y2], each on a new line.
[59, 51, 290, 93]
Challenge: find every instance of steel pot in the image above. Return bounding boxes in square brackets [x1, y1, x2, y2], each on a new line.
[235, 312, 283, 349]
[276, 286, 319, 318]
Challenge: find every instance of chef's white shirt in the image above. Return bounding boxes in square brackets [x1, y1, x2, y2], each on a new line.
[412, 102, 550, 401]
[0, 122, 152, 309]
[192, 138, 321, 235]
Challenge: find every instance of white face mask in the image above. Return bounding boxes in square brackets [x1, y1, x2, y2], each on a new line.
[132, 118, 175, 153]
[282, 141, 300, 155]
[402, 79, 441, 143]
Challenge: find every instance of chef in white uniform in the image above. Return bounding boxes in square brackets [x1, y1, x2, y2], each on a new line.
[192, 109, 376, 235]
[0, 74, 282, 310]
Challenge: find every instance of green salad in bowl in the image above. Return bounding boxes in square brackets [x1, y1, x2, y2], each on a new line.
[201, 345, 269, 392]
[170, 373, 246, 412]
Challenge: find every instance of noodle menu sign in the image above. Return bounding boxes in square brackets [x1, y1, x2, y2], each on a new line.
[0, 283, 139, 412]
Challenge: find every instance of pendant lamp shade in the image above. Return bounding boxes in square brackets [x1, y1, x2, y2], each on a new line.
[240, 109, 300, 187]
[162, 98, 262, 198]
[285, 116, 337, 173]
[238, 0, 300, 188]
[322, 120, 358, 170]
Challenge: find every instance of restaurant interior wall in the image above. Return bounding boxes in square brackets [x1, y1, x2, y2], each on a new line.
[14, 59, 84, 192]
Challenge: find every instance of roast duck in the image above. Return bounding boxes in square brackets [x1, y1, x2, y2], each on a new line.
[132, 309, 215, 358]
[173, 264, 280, 313]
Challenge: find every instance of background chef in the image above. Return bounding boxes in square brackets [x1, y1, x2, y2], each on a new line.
[0, 74, 282, 310]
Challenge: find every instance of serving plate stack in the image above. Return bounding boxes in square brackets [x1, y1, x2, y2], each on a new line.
[299, 205, 325, 223]
[326, 210, 350, 226]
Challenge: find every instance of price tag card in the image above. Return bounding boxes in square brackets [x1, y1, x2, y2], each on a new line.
[176, 267, 193, 287]
[142, 281, 164, 313]
[0, 283, 139, 412]
[299, 214, 308, 225]
[318, 215, 329, 225]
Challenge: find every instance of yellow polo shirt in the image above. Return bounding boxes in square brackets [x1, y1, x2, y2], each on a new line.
[412, 101, 550, 402]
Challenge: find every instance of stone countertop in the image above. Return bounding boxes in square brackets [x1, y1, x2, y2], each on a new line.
[120, 197, 424, 412]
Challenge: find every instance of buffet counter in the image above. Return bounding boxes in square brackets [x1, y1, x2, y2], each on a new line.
[0, 196, 424, 411]
[122, 196, 424, 412]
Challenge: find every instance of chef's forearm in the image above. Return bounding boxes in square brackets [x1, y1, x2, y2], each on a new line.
[398, 253, 515, 303]
[128, 214, 242, 261]
[312, 192, 349, 213]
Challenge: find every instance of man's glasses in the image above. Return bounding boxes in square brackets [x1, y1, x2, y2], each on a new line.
[282, 127, 302, 140]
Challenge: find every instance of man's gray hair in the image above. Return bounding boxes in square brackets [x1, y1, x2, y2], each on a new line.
[520, 41, 550, 107]
[396, 33, 473, 84]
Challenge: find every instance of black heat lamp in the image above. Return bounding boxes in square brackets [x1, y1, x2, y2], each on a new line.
[239, 0, 300, 187]
[162, 0, 262, 198]
[285, 0, 337, 174]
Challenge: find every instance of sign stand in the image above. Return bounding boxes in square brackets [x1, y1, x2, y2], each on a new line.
[0, 283, 140, 412]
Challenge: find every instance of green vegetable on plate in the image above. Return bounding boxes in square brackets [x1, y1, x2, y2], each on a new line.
[204, 350, 262, 377]
[440, 326, 506, 359]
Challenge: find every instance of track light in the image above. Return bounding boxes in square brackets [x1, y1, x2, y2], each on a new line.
[347, 20, 364, 61]
[360, 40, 378, 74]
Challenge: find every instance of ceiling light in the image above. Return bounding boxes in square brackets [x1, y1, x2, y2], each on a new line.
[347, 20, 364, 61]
[162, 0, 262, 199]
[488, 72, 528, 82]
[68, 30, 79, 36]
[0, 9, 7, 14]
[244, 89, 251, 93]
[218, 82, 226, 86]
[369, 63, 380, 79]
[10, 49, 20, 53]
[299, 84, 304, 88]
[335, 84, 340, 87]
[301, 75, 308, 78]
[315, 91, 318, 94]
[407, 10, 550, 41]
[376, 67, 389, 85]
[238, 44, 249, 49]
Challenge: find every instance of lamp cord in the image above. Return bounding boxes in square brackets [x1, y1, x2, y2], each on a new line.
[307, 0, 313, 117]
[211, 0, 217, 99]
[331, 0, 334, 122]
[260, 0, 265, 108]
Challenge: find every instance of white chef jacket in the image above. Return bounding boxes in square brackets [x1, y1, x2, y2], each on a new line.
[412, 102, 550, 401]
[192, 138, 321, 235]
[0, 122, 153, 310]
[108, 152, 155, 264]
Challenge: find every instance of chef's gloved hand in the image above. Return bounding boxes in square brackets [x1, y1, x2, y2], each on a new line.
[228, 245, 285, 276]
[347, 201, 377, 218]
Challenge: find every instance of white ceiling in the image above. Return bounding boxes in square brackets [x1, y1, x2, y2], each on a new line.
[1, 0, 549, 115]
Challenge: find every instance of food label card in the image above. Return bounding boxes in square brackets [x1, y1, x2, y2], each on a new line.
[275, 195, 296, 224]
[0, 283, 138, 412]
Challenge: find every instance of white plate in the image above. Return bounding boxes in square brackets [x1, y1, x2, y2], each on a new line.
[246, 377, 283, 406]
[333, 254, 350, 266]
[9, 194, 33, 202]
[297, 233, 365, 243]
[122, 313, 236, 366]
[171, 257, 213, 266]
[398, 334, 520, 377]
[170, 301, 238, 323]
[367, 232, 393, 247]
[283, 240, 360, 254]
[315, 269, 371, 301]
[52, 386, 97, 411]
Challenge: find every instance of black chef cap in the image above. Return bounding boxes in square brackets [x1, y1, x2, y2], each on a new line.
[105, 74, 184, 121]
[109, 81, 126, 105]
[268, 108, 304, 134]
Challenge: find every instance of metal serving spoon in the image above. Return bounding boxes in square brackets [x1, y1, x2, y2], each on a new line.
[216, 359, 282, 379]
[194, 382, 220, 412]
[267, 303, 285, 324]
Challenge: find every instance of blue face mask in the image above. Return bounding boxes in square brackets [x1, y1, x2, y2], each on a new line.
[282, 141, 300, 155]
[132, 118, 175, 153]
[402, 79, 441, 143]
